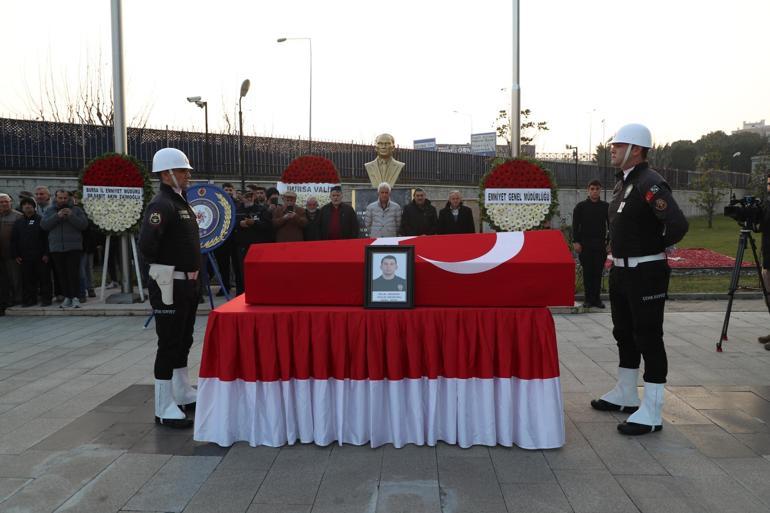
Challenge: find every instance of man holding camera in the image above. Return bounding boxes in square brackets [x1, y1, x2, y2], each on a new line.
[590, 124, 688, 436]
[272, 190, 307, 242]
[234, 188, 273, 294]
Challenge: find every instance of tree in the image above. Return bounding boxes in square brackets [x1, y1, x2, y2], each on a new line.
[495, 109, 549, 148]
[695, 131, 731, 169]
[649, 143, 672, 169]
[593, 143, 611, 167]
[669, 140, 697, 170]
[690, 169, 728, 228]
[727, 132, 766, 172]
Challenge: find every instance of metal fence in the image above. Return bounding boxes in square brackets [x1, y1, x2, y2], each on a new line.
[0, 117, 751, 190]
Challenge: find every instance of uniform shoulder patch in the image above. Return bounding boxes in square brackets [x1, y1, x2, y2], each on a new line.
[149, 212, 162, 225]
[654, 198, 667, 211]
[649, 184, 660, 195]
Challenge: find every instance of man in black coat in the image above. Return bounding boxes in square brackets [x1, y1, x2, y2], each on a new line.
[400, 188, 438, 236]
[572, 180, 609, 308]
[303, 196, 322, 241]
[11, 197, 52, 306]
[319, 186, 359, 240]
[437, 191, 475, 234]
[234, 189, 273, 295]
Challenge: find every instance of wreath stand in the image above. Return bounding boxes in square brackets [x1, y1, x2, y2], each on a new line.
[99, 234, 145, 302]
[142, 251, 231, 329]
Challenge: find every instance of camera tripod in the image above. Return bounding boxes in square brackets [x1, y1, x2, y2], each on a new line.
[718, 228, 770, 351]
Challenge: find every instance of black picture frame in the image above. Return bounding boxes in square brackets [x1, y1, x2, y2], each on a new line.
[364, 245, 415, 309]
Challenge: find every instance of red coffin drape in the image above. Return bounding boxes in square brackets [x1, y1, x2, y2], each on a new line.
[199, 298, 560, 383]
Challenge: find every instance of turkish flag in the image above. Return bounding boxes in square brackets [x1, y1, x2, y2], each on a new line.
[244, 230, 574, 307]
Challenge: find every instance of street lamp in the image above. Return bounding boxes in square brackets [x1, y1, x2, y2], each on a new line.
[452, 110, 474, 144]
[588, 108, 597, 162]
[238, 79, 250, 192]
[187, 96, 210, 182]
[277, 37, 312, 154]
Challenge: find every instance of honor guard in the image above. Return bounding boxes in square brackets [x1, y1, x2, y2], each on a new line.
[590, 124, 689, 435]
[139, 148, 200, 428]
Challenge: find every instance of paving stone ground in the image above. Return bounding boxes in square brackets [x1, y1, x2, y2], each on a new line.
[1, 301, 770, 512]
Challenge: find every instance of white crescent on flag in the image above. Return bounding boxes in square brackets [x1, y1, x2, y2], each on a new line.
[370, 232, 525, 275]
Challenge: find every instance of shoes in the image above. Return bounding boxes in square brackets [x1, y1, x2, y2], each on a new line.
[594, 302, 606, 309]
[87, 288, 96, 298]
[71, 297, 81, 308]
[155, 379, 193, 429]
[758, 334, 770, 344]
[617, 382, 664, 436]
[765, 343, 770, 351]
[59, 298, 73, 308]
[78, 296, 87, 304]
[581, 302, 591, 308]
[591, 398, 639, 413]
[172, 368, 198, 412]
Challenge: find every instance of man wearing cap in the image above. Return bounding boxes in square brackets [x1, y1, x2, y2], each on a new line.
[590, 124, 688, 436]
[272, 190, 308, 243]
[319, 186, 359, 240]
[139, 148, 200, 429]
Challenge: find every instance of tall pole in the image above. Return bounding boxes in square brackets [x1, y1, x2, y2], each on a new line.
[110, 0, 133, 300]
[511, 0, 520, 158]
[308, 39, 312, 154]
[238, 97, 245, 191]
[204, 102, 210, 182]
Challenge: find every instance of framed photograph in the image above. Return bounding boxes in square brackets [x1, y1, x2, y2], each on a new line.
[364, 246, 414, 308]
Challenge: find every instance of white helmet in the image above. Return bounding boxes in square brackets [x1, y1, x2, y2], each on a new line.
[152, 148, 193, 173]
[611, 123, 652, 149]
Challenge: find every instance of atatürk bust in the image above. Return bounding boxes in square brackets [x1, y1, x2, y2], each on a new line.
[364, 133, 405, 188]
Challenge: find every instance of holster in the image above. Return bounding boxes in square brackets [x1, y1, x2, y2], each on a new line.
[149, 264, 175, 305]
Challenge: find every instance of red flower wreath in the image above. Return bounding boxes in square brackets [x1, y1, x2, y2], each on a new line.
[280, 156, 340, 184]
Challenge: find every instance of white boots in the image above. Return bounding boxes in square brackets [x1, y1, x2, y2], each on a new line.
[618, 382, 664, 435]
[591, 367, 641, 413]
[154, 379, 192, 429]
[172, 367, 197, 411]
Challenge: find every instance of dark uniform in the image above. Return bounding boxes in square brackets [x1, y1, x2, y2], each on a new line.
[608, 162, 688, 384]
[139, 183, 201, 381]
[372, 275, 407, 292]
[573, 197, 609, 307]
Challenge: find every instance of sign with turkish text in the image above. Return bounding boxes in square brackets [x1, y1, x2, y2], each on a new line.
[484, 188, 552, 204]
[471, 132, 497, 156]
[413, 138, 437, 151]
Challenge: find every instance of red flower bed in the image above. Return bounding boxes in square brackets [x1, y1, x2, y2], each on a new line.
[82, 154, 144, 187]
[281, 156, 340, 184]
[482, 159, 552, 189]
[605, 248, 752, 269]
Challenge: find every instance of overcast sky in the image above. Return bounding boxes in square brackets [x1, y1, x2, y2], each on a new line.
[1, 0, 767, 154]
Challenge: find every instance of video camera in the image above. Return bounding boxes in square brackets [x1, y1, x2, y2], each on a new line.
[724, 196, 763, 231]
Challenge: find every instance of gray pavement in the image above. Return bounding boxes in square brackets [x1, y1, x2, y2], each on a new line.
[0, 301, 769, 512]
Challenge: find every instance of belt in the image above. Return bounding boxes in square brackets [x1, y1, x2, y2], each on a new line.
[173, 271, 199, 280]
[612, 252, 666, 268]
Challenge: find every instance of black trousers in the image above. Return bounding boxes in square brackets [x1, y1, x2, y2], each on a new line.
[149, 278, 199, 380]
[21, 258, 52, 304]
[609, 260, 671, 383]
[50, 251, 82, 299]
[214, 239, 240, 291]
[579, 240, 606, 305]
[235, 244, 250, 295]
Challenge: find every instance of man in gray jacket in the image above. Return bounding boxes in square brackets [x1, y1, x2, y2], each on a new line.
[41, 190, 88, 308]
[365, 182, 401, 238]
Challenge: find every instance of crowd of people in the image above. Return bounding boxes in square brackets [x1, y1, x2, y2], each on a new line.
[0, 181, 476, 313]
[0, 186, 123, 315]
[213, 181, 476, 296]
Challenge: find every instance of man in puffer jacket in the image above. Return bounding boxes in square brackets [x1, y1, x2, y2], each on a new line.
[40, 190, 88, 308]
[365, 182, 401, 238]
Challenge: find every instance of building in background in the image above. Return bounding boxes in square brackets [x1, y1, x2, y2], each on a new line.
[733, 120, 769, 139]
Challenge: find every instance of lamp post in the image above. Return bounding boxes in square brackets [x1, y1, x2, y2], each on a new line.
[511, 0, 520, 157]
[588, 108, 597, 162]
[187, 96, 209, 182]
[452, 110, 474, 144]
[567, 144, 579, 200]
[238, 79, 250, 192]
[277, 37, 312, 154]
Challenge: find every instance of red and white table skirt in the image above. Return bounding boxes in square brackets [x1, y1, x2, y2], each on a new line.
[194, 297, 565, 449]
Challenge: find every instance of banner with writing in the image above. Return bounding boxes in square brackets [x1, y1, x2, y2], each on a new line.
[82, 186, 143, 201]
[484, 188, 552, 204]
